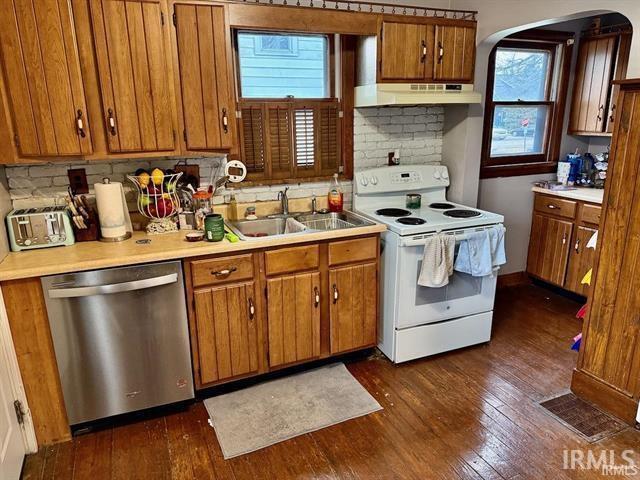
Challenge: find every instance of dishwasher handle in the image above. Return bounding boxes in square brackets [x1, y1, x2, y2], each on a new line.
[47, 273, 178, 298]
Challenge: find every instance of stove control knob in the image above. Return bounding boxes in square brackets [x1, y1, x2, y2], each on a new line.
[370, 175, 378, 185]
[441, 169, 449, 179]
[360, 176, 368, 186]
[433, 171, 441, 180]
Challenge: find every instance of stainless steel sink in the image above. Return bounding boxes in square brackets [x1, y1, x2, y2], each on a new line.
[226, 210, 374, 241]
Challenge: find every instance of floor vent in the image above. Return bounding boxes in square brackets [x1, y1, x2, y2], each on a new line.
[539, 392, 626, 442]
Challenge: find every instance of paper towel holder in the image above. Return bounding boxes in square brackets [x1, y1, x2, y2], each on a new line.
[96, 178, 133, 242]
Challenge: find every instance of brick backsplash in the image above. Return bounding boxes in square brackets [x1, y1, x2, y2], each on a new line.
[5, 105, 443, 210]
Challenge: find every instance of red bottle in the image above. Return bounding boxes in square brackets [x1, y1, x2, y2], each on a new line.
[328, 173, 344, 212]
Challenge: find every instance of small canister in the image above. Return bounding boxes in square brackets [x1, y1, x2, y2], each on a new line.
[406, 193, 422, 209]
[204, 213, 225, 242]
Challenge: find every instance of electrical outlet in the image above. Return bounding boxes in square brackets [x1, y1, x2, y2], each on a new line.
[67, 168, 89, 194]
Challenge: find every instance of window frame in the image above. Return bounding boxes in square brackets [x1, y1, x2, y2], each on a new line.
[480, 31, 574, 178]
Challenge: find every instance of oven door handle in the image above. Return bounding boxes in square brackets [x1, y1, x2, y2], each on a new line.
[47, 273, 178, 298]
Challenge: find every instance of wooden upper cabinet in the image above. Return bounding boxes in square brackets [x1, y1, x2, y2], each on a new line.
[174, 4, 236, 151]
[266, 272, 321, 368]
[329, 262, 377, 354]
[380, 21, 433, 81]
[433, 24, 476, 82]
[194, 282, 259, 385]
[0, 0, 92, 157]
[89, 0, 177, 153]
[527, 213, 573, 287]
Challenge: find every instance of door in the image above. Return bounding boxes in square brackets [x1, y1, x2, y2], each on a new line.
[266, 272, 321, 367]
[0, 306, 25, 480]
[89, 0, 176, 153]
[569, 35, 617, 134]
[194, 282, 259, 385]
[527, 214, 573, 286]
[329, 263, 377, 354]
[433, 24, 476, 82]
[565, 226, 597, 296]
[380, 21, 432, 81]
[0, 0, 92, 157]
[174, 4, 236, 150]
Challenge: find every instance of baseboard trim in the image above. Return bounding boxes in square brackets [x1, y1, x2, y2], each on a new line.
[496, 271, 530, 289]
[571, 369, 638, 425]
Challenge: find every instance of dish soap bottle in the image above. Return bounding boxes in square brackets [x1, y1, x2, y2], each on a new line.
[328, 173, 343, 212]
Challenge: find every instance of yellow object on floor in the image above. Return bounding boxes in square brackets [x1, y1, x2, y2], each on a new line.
[581, 268, 592, 286]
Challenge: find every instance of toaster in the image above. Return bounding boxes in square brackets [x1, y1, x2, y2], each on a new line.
[6, 207, 75, 251]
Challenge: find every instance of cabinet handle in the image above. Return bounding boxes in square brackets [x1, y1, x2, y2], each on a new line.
[211, 266, 237, 277]
[222, 108, 229, 134]
[314, 286, 320, 308]
[332, 284, 339, 304]
[597, 104, 604, 122]
[420, 40, 427, 63]
[574, 238, 580, 253]
[76, 110, 86, 138]
[248, 298, 255, 320]
[107, 108, 117, 136]
[547, 203, 558, 209]
[437, 41, 444, 64]
[562, 233, 567, 245]
[609, 104, 616, 123]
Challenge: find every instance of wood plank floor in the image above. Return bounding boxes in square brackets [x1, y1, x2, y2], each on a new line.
[21, 284, 640, 479]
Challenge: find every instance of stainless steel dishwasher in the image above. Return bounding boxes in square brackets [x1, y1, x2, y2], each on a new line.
[42, 261, 194, 425]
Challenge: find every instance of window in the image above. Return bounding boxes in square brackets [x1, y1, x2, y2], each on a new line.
[481, 32, 574, 178]
[236, 31, 341, 182]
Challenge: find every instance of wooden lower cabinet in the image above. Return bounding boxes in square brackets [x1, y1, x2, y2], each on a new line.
[267, 272, 321, 367]
[565, 226, 598, 296]
[527, 214, 573, 287]
[193, 281, 259, 385]
[329, 262, 377, 354]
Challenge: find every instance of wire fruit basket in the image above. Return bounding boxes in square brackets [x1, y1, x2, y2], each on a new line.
[127, 171, 182, 234]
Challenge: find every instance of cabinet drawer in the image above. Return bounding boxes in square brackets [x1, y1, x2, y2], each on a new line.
[191, 254, 254, 287]
[329, 237, 378, 266]
[581, 203, 602, 225]
[265, 245, 319, 276]
[534, 195, 577, 219]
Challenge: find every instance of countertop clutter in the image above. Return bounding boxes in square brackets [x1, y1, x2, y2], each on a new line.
[0, 223, 386, 281]
[531, 186, 604, 204]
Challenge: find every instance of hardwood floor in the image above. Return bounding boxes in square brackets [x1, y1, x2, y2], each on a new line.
[21, 285, 640, 479]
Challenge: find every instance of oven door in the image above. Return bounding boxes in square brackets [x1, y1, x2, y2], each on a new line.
[395, 233, 498, 329]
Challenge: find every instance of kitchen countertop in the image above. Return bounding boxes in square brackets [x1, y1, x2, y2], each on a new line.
[0, 223, 386, 281]
[532, 186, 604, 204]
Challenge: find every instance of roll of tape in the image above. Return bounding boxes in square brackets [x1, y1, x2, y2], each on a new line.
[225, 160, 247, 183]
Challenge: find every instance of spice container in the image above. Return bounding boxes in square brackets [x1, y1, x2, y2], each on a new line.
[204, 213, 225, 242]
[406, 194, 422, 209]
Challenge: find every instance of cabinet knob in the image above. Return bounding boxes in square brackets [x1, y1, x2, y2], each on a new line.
[248, 298, 255, 320]
[76, 110, 86, 138]
[314, 286, 320, 308]
[332, 284, 339, 304]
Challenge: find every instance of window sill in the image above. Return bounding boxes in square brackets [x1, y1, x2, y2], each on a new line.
[480, 162, 557, 179]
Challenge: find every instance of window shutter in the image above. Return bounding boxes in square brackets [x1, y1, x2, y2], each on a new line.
[318, 104, 339, 173]
[267, 106, 292, 175]
[240, 106, 265, 174]
[294, 107, 315, 171]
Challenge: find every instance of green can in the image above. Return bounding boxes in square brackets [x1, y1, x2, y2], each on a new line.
[204, 213, 225, 242]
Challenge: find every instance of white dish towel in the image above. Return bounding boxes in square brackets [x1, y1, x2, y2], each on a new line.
[418, 233, 455, 287]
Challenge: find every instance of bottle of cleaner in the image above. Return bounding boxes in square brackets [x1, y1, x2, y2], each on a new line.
[328, 173, 344, 212]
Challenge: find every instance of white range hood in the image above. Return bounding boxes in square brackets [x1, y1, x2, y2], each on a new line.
[354, 83, 482, 107]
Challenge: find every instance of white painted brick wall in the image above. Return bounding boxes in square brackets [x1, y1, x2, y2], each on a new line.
[5, 106, 444, 209]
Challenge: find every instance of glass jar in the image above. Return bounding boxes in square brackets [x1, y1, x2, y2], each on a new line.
[406, 194, 422, 209]
[204, 213, 225, 242]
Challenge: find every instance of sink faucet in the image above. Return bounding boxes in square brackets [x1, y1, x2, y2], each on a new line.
[278, 187, 290, 215]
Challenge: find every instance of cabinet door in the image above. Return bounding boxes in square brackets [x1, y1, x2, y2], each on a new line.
[380, 22, 432, 81]
[194, 282, 259, 385]
[527, 214, 573, 286]
[569, 35, 617, 134]
[90, 0, 176, 153]
[565, 226, 597, 296]
[433, 24, 475, 82]
[175, 4, 236, 151]
[267, 272, 320, 367]
[329, 263, 377, 354]
[0, 0, 91, 156]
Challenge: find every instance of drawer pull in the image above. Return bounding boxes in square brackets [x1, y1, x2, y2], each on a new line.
[332, 284, 339, 304]
[211, 266, 237, 277]
[248, 298, 255, 320]
[314, 286, 320, 308]
[547, 204, 558, 209]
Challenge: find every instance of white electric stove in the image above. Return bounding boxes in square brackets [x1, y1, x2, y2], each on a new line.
[353, 165, 505, 363]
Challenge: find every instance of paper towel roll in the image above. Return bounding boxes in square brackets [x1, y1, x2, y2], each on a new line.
[94, 180, 132, 240]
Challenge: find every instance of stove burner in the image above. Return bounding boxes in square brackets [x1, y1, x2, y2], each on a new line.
[375, 208, 411, 217]
[443, 209, 482, 218]
[429, 202, 456, 210]
[397, 217, 426, 225]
